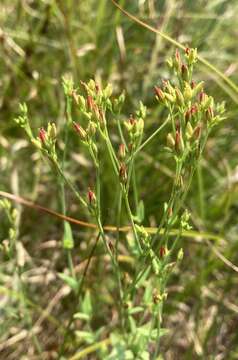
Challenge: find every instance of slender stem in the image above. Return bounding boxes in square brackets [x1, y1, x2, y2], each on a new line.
[123, 188, 142, 252]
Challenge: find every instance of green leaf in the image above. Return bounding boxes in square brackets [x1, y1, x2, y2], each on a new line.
[151, 328, 169, 340]
[128, 315, 137, 333]
[58, 273, 78, 292]
[128, 306, 144, 315]
[133, 200, 144, 223]
[75, 330, 94, 343]
[73, 312, 90, 321]
[63, 221, 74, 249]
[135, 266, 151, 289]
[81, 290, 92, 316]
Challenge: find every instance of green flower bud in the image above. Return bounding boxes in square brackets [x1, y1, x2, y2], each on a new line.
[167, 133, 175, 149]
[183, 82, 193, 101]
[175, 87, 184, 107]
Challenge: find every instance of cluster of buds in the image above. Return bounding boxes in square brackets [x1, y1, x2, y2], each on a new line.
[155, 80, 204, 110]
[124, 115, 144, 151]
[73, 120, 98, 163]
[156, 48, 226, 159]
[166, 126, 185, 155]
[78, 80, 113, 125]
[31, 123, 57, 161]
[167, 47, 198, 81]
[14, 103, 34, 140]
[135, 225, 150, 250]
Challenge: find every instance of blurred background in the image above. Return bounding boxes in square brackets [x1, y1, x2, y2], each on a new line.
[0, 0, 238, 359]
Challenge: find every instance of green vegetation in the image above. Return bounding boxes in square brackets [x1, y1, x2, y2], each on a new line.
[0, 1, 238, 359]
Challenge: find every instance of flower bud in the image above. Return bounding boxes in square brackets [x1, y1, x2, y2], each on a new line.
[87, 188, 96, 206]
[199, 91, 206, 103]
[136, 118, 144, 136]
[164, 92, 175, 103]
[193, 124, 202, 139]
[167, 133, 175, 149]
[190, 104, 198, 117]
[159, 246, 166, 258]
[187, 48, 197, 65]
[73, 122, 87, 139]
[119, 163, 127, 183]
[186, 122, 193, 138]
[39, 128, 47, 144]
[175, 130, 184, 153]
[181, 64, 189, 81]
[98, 109, 106, 125]
[118, 143, 126, 160]
[206, 106, 214, 121]
[154, 86, 165, 102]
[49, 123, 57, 140]
[175, 87, 184, 107]
[153, 290, 160, 304]
[177, 248, 184, 261]
[87, 95, 95, 111]
[87, 121, 97, 137]
[174, 49, 181, 71]
[185, 47, 190, 56]
[183, 82, 193, 101]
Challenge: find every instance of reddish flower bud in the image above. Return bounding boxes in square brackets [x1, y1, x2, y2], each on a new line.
[181, 64, 189, 81]
[108, 241, 114, 253]
[175, 130, 184, 153]
[73, 122, 86, 139]
[191, 80, 196, 89]
[95, 83, 100, 94]
[175, 120, 180, 132]
[168, 207, 173, 217]
[87, 95, 94, 111]
[185, 47, 190, 55]
[174, 49, 181, 70]
[39, 128, 47, 143]
[199, 92, 205, 103]
[190, 104, 198, 116]
[98, 108, 105, 124]
[175, 130, 181, 152]
[119, 163, 127, 183]
[175, 49, 181, 62]
[159, 246, 166, 258]
[129, 114, 136, 126]
[87, 188, 96, 206]
[154, 86, 165, 101]
[185, 110, 191, 123]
